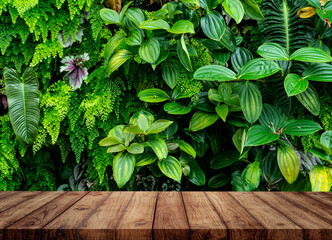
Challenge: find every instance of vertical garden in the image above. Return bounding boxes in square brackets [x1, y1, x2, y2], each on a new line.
[0, 0, 332, 192]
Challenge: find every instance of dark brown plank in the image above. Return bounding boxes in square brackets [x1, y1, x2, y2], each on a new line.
[278, 192, 332, 224]
[42, 191, 109, 240]
[0, 191, 15, 200]
[5, 192, 86, 240]
[300, 192, 332, 207]
[0, 192, 64, 240]
[0, 191, 41, 212]
[78, 192, 134, 240]
[182, 192, 227, 240]
[256, 192, 332, 240]
[229, 192, 303, 240]
[206, 192, 265, 240]
[115, 192, 157, 240]
[153, 192, 190, 240]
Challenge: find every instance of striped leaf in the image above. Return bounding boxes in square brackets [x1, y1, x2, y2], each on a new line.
[189, 111, 219, 131]
[296, 84, 320, 116]
[137, 88, 170, 103]
[208, 89, 223, 102]
[113, 152, 136, 188]
[127, 143, 144, 154]
[164, 102, 191, 115]
[99, 136, 123, 146]
[210, 151, 240, 169]
[321, 130, 332, 150]
[310, 165, 332, 192]
[177, 34, 193, 71]
[139, 37, 160, 64]
[146, 120, 173, 134]
[176, 140, 196, 158]
[241, 162, 261, 191]
[290, 47, 332, 62]
[158, 156, 182, 183]
[284, 74, 309, 96]
[257, 43, 289, 61]
[208, 173, 230, 188]
[168, 20, 195, 34]
[231, 47, 253, 73]
[215, 104, 228, 122]
[107, 49, 132, 76]
[104, 35, 125, 61]
[237, 59, 281, 80]
[104, 0, 121, 13]
[302, 63, 332, 82]
[187, 157, 206, 186]
[240, 0, 264, 20]
[239, 81, 262, 124]
[129, 110, 154, 126]
[282, 119, 322, 136]
[245, 125, 280, 146]
[222, 0, 244, 24]
[194, 65, 237, 82]
[125, 8, 145, 26]
[126, 30, 143, 46]
[146, 135, 168, 160]
[161, 60, 179, 89]
[258, 104, 283, 130]
[139, 19, 171, 30]
[100, 8, 120, 24]
[107, 144, 126, 153]
[232, 128, 246, 153]
[201, 11, 226, 41]
[277, 141, 300, 184]
[108, 125, 135, 144]
[135, 153, 157, 167]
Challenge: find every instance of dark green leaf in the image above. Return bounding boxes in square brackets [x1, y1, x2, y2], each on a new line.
[245, 125, 280, 146]
[113, 152, 135, 188]
[210, 151, 240, 169]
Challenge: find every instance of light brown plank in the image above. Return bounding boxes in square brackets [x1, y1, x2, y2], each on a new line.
[0, 191, 41, 212]
[182, 192, 227, 240]
[256, 192, 332, 240]
[153, 192, 190, 240]
[78, 192, 134, 240]
[300, 192, 332, 207]
[0, 191, 15, 200]
[206, 192, 265, 240]
[229, 192, 303, 240]
[278, 192, 332, 224]
[42, 191, 109, 240]
[0, 192, 64, 240]
[115, 192, 157, 240]
[5, 192, 86, 240]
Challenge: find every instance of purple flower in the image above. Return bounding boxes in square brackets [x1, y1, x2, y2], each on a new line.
[1, 96, 7, 109]
[60, 53, 90, 90]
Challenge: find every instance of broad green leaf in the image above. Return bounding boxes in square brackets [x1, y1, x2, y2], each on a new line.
[119, 1, 132, 23]
[164, 102, 191, 115]
[201, 11, 226, 41]
[108, 125, 135, 143]
[99, 136, 123, 146]
[146, 120, 173, 134]
[296, 85, 320, 116]
[146, 135, 168, 160]
[321, 130, 332, 150]
[113, 152, 135, 188]
[310, 165, 332, 192]
[151, 8, 168, 19]
[282, 119, 322, 136]
[210, 151, 240, 169]
[218, 83, 232, 101]
[138, 88, 170, 103]
[215, 104, 228, 122]
[126, 30, 143, 46]
[107, 144, 126, 153]
[4, 68, 40, 145]
[239, 82, 262, 124]
[302, 63, 332, 82]
[124, 125, 144, 135]
[261, 151, 283, 182]
[194, 65, 237, 82]
[220, 26, 237, 52]
[231, 47, 253, 73]
[232, 128, 246, 153]
[129, 110, 154, 127]
[100, 8, 120, 24]
[277, 141, 300, 184]
[139, 37, 160, 64]
[187, 157, 206, 186]
[241, 0, 264, 20]
[231, 170, 245, 191]
[212, 49, 230, 64]
[168, 20, 195, 34]
[104, 35, 125, 61]
[177, 140, 196, 158]
[241, 162, 261, 191]
[257, 43, 289, 61]
[208, 89, 223, 102]
[208, 174, 230, 188]
[189, 111, 219, 131]
[310, 147, 331, 161]
[125, 8, 145, 26]
[107, 49, 132, 76]
[290, 47, 332, 62]
[222, 0, 244, 24]
[245, 125, 280, 146]
[135, 153, 157, 167]
[127, 143, 144, 154]
[237, 59, 281, 80]
[284, 74, 309, 96]
[161, 61, 179, 89]
[158, 156, 182, 182]
[258, 104, 283, 130]
[177, 34, 193, 71]
[172, 86, 192, 101]
[306, 0, 321, 9]
[139, 19, 171, 30]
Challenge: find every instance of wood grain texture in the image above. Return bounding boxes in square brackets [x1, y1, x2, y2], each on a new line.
[182, 192, 227, 240]
[78, 192, 134, 240]
[42, 191, 109, 240]
[153, 192, 190, 240]
[206, 192, 265, 240]
[229, 192, 303, 240]
[0, 191, 41, 212]
[5, 192, 86, 240]
[115, 192, 157, 240]
[255, 192, 332, 240]
[0, 192, 64, 240]
[0, 191, 15, 200]
[302, 192, 332, 206]
[278, 192, 332, 224]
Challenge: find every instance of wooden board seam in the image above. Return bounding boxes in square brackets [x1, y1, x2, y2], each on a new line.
[151, 191, 159, 240]
[180, 192, 191, 238]
[0, 192, 42, 214]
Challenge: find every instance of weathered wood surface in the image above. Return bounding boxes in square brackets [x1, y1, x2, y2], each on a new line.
[0, 191, 331, 240]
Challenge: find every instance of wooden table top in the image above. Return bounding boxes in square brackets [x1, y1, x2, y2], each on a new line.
[0, 191, 331, 240]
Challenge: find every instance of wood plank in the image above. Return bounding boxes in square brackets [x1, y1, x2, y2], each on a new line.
[256, 192, 332, 240]
[153, 192, 190, 240]
[42, 191, 109, 240]
[115, 192, 157, 240]
[0, 191, 41, 212]
[206, 192, 265, 240]
[0, 191, 15, 200]
[278, 192, 332, 224]
[300, 192, 332, 206]
[5, 192, 86, 240]
[78, 192, 134, 240]
[0, 192, 64, 240]
[229, 192, 303, 240]
[182, 192, 227, 240]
